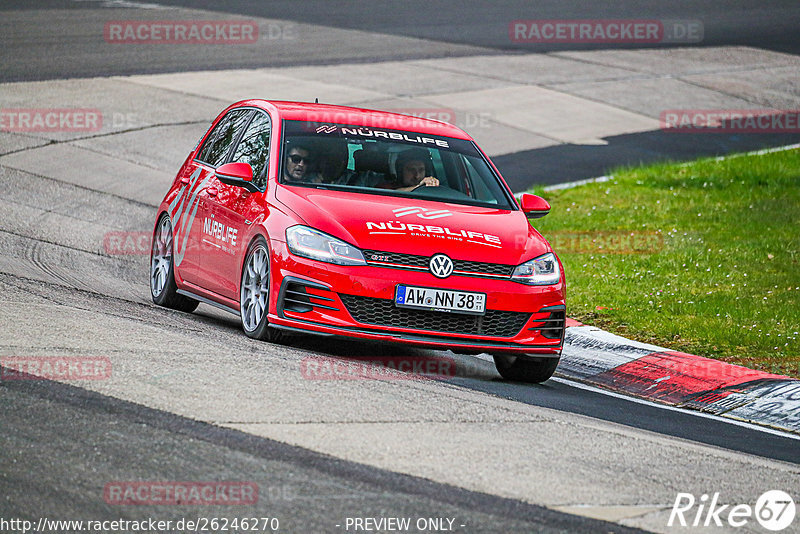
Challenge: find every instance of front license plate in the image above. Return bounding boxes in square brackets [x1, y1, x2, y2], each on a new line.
[395, 285, 486, 315]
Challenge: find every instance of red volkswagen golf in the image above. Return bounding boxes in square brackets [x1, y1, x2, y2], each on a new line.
[150, 100, 565, 382]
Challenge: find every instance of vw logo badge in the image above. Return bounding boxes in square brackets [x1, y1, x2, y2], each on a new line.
[429, 254, 454, 279]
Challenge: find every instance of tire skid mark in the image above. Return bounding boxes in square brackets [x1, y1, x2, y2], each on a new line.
[0, 273, 208, 336]
[25, 238, 89, 291]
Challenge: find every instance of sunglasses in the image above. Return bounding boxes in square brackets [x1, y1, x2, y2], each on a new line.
[289, 154, 315, 164]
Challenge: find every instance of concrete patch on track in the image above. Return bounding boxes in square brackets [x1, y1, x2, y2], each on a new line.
[422, 85, 660, 146]
[0, 143, 170, 206]
[118, 69, 390, 106]
[0, 77, 225, 140]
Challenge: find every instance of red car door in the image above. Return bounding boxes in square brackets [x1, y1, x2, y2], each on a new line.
[167, 160, 213, 285]
[200, 110, 272, 300]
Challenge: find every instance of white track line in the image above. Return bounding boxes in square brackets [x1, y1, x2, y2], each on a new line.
[552, 376, 800, 441]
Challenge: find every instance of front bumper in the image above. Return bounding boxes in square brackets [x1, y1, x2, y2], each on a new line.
[268, 240, 565, 355]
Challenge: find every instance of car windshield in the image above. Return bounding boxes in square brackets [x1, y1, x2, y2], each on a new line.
[279, 120, 516, 210]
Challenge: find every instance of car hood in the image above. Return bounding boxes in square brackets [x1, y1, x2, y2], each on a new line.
[275, 186, 551, 265]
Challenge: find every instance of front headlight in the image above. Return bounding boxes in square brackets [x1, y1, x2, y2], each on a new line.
[511, 252, 560, 285]
[286, 225, 366, 266]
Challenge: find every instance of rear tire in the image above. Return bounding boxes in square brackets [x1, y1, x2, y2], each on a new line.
[240, 238, 284, 342]
[493, 354, 559, 383]
[150, 214, 198, 313]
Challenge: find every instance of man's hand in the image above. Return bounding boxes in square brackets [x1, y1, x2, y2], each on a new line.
[398, 176, 440, 192]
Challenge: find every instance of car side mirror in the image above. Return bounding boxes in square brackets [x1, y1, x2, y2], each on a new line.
[519, 193, 551, 219]
[215, 162, 260, 193]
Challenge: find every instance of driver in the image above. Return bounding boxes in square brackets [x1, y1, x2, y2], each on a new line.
[283, 142, 317, 181]
[391, 148, 439, 191]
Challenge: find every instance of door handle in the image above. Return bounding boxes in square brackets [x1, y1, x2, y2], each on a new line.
[206, 187, 218, 197]
[180, 176, 190, 185]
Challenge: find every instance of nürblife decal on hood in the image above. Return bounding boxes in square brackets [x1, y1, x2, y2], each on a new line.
[365, 220, 502, 248]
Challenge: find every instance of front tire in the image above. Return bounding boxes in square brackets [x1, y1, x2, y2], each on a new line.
[493, 354, 559, 383]
[240, 238, 283, 342]
[150, 214, 198, 313]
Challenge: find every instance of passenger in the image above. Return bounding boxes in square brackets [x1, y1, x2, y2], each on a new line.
[316, 139, 356, 184]
[391, 148, 439, 191]
[283, 142, 317, 181]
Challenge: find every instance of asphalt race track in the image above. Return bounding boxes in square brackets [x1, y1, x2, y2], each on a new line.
[1, 2, 799, 533]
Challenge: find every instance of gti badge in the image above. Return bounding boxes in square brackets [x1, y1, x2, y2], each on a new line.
[429, 254, 454, 278]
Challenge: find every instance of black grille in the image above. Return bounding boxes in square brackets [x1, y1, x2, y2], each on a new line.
[362, 250, 514, 277]
[528, 307, 565, 340]
[339, 294, 530, 338]
[453, 258, 513, 276]
[281, 280, 338, 314]
[363, 250, 428, 269]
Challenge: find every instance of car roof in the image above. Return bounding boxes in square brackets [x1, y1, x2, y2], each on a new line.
[233, 99, 473, 140]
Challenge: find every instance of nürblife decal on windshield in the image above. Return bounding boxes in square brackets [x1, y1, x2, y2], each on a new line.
[286, 120, 469, 152]
[317, 125, 450, 148]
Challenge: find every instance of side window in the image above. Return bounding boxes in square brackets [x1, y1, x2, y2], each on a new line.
[463, 156, 500, 204]
[431, 150, 446, 180]
[196, 109, 252, 167]
[231, 112, 271, 189]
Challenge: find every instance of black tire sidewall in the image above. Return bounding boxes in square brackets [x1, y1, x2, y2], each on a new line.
[493, 354, 560, 383]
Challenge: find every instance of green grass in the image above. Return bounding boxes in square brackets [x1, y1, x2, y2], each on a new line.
[531, 148, 800, 378]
